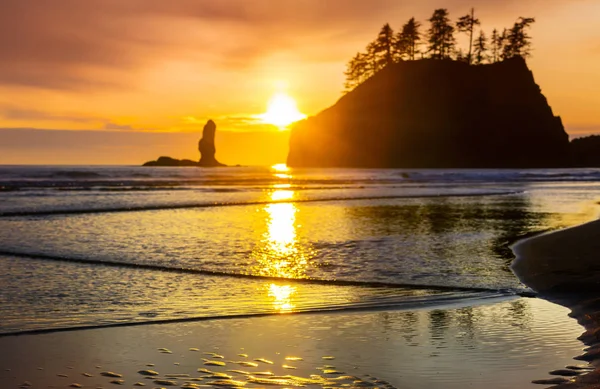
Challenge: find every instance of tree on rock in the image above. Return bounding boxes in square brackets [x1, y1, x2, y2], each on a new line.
[502, 17, 536, 59]
[490, 29, 502, 63]
[427, 9, 455, 60]
[344, 52, 372, 91]
[456, 8, 481, 64]
[372, 23, 396, 69]
[473, 30, 488, 64]
[396, 17, 421, 60]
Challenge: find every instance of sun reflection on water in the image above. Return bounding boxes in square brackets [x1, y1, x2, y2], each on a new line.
[251, 189, 315, 312]
[271, 190, 294, 201]
[271, 163, 290, 172]
[267, 284, 296, 312]
[272, 163, 292, 179]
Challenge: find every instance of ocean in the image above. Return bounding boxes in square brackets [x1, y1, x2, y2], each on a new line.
[1, 165, 598, 335]
[2, 165, 600, 388]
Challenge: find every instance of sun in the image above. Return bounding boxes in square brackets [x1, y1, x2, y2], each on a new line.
[259, 93, 306, 130]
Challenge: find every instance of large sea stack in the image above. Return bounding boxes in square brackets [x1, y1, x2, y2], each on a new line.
[287, 57, 569, 168]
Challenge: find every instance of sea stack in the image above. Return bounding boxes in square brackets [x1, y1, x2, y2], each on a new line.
[287, 57, 569, 168]
[198, 119, 225, 167]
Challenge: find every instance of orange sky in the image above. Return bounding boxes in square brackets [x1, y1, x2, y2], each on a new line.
[0, 0, 599, 165]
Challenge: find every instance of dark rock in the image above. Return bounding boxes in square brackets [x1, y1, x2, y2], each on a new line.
[142, 156, 199, 167]
[531, 378, 571, 385]
[142, 120, 226, 167]
[550, 370, 583, 377]
[571, 135, 600, 167]
[198, 120, 225, 167]
[287, 57, 569, 168]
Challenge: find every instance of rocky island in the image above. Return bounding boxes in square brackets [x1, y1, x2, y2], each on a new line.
[287, 57, 569, 168]
[143, 119, 225, 167]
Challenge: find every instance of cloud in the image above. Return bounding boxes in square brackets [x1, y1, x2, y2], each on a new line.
[0, 0, 572, 91]
[182, 114, 279, 132]
[0, 105, 97, 123]
[102, 122, 137, 131]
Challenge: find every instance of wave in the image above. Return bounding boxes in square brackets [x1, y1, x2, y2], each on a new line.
[2, 167, 600, 192]
[0, 190, 522, 217]
[0, 249, 534, 297]
[0, 289, 515, 337]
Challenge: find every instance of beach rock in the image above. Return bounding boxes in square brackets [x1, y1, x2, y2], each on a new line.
[101, 371, 123, 378]
[287, 57, 569, 168]
[532, 377, 571, 385]
[550, 369, 583, 377]
[142, 156, 199, 167]
[138, 369, 159, 376]
[198, 120, 225, 167]
[153, 379, 177, 385]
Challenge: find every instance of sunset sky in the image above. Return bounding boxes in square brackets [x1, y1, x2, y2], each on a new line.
[1, 0, 599, 166]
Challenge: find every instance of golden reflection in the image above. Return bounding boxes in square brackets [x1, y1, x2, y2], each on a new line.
[267, 284, 296, 312]
[272, 163, 289, 172]
[251, 189, 315, 282]
[272, 164, 292, 179]
[271, 190, 294, 201]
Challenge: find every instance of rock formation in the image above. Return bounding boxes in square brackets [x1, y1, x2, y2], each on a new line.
[143, 119, 225, 167]
[142, 156, 199, 167]
[571, 135, 600, 167]
[287, 57, 570, 168]
[198, 119, 224, 167]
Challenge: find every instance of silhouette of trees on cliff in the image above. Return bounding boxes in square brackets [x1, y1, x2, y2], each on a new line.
[345, 9, 536, 91]
[456, 8, 480, 64]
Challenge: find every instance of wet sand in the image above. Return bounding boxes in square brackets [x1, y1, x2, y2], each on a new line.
[0, 298, 586, 389]
[512, 219, 600, 388]
[512, 219, 600, 294]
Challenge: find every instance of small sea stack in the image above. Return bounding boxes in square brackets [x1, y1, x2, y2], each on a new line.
[198, 119, 225, 167]
[143, 119, 226, 167]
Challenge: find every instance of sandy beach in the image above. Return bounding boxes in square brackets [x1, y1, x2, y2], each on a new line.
[512, 219, 600, 388]
[0, 297, 587, 389]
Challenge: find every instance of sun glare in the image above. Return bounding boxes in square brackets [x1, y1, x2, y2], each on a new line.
[260, 93, 306, 130]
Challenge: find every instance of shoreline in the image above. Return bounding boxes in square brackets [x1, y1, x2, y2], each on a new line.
[0, 298, 584, 389]
[511, 218, 600, 388]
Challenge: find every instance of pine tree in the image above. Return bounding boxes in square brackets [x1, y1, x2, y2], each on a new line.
[396, 17, 421, 60]
[490, 29, 500, 63]
[503, 17, 536, 59]
[372, 23, 396, 69]
[456, 8, 481, 64]
[473, 30, 488, 64]
[344, 52, 372, 91]
[427, 9, 455, 59]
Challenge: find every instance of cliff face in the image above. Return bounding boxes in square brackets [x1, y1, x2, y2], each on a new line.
[287, 57, 569, 168]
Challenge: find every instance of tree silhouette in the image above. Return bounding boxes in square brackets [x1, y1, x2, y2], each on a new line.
[344, 52, 372, 91]
[372, 23, 396, 69]
[342, 10, 537, 91]
[396, 17, 421, 60]
[503, 17, 536, 59]
[456, 8, 481, 64]
[490, 29, 500, 63]
[473, 30, 488, 64]
[427, 9, 455, 59]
